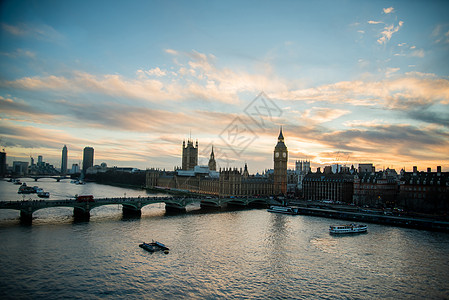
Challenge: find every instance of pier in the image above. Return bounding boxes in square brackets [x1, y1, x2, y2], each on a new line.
[293, 205, 449, 232]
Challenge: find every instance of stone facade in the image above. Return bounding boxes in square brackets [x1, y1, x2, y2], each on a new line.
[398, 166, 449, 213]
[353, 169, 399, 207]
[146, 167, 272, 197]
[303, 172, 354, 203]
[182, 139, 198, 170]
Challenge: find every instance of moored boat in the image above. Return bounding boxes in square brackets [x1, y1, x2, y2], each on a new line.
[139, 241, 169, 253]
[37, 191, 50, 198]
[329, 223, 367, 234]
[267, 205, 299, 215]
[18, 183, 35, 194]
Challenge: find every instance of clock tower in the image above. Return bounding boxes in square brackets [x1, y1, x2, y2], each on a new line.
[274, 126, 288, 195]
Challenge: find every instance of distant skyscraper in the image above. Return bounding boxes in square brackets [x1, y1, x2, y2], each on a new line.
[0, 151, 6, 177]
[61, 145, 68, 175]
[13, 161, 28, 176]
[82, 147, 94, 174]
[38, 155, 43, 165]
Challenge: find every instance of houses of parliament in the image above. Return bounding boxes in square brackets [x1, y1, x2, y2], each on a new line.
[146, 128, 287, 197]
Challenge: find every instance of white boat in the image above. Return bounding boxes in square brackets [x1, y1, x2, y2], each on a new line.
[267, 205, 298, 215]
[329, 224, 367, 234]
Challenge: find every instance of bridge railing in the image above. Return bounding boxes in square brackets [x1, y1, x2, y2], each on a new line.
[0, 196, 269, 211]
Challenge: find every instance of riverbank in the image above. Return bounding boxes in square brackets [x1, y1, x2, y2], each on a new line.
[92, 181, 146, 190]
[290, 204, 449, 232]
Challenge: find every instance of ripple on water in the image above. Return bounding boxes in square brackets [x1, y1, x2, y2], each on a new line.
[1, 182, 449, 299]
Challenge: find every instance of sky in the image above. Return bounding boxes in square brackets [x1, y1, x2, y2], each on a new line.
[1, 0, 449, 173]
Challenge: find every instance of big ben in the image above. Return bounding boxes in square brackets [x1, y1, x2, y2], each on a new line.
[274, 126, 288, 195]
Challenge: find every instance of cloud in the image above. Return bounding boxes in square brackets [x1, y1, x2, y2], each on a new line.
[2, 48, 448, 171]
[0, 121, 165, 166]
[139, 67, 167, 77]
[432, 25, 449, 44]
[1, 22, 64, 42]
[378, 21, 404, 44]
[276, 74, 449, 128]
[386, 67, 400, 77]
[368, 21, 383, 25]
[282, 117, 449, 169]
[407, 110, 449, 128]
[301, 107, 350, 123]
[0, 96, 57, 123]
[383, 7, 394, 14]
[1, 72, 174, 103]
[0, 49, 35, 58]
[2, 23, 26, 35]
[1, 49, 289, 106]
[410, 49, 425, 57]
[320, 124, 449, 161]
[0, 121, 86, 151]
[164, 48, 179, 55]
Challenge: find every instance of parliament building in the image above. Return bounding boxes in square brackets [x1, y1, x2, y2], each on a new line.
[146, 128, 287, 197]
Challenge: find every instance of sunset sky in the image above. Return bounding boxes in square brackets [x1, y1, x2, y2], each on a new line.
[1, 0, 448, 173]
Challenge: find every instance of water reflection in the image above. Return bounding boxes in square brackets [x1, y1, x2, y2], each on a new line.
[1, 180, 449, 299]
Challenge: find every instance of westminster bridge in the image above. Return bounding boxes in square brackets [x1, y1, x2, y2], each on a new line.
[0, 196, 269, 222]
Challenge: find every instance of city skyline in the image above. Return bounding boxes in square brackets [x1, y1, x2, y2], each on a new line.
[1, 1, 448, 172]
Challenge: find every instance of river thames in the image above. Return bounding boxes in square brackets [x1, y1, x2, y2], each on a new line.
[1, 179, 449, 299]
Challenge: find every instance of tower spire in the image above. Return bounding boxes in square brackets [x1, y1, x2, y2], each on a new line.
[278, 126, 284, 142]
[208, 144, 216, 171]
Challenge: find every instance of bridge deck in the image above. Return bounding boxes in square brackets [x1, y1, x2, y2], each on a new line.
[0, 196, 269, 213]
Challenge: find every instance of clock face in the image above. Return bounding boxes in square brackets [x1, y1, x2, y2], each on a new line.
[275, 152, 279, 158]
[283, 152, 286, 158]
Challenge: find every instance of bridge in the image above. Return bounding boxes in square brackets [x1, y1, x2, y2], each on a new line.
[0, 196, 269, 222]
[10, 175, 71, 182]
[10, 175, 70, 182]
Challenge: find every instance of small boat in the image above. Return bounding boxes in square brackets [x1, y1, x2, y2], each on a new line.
[139, 241, 169, 253]
[18, 183, 35, 194]
[267, 205, 299, 215]
[329, 224, 367, 234]
[38, 191, 50, 198]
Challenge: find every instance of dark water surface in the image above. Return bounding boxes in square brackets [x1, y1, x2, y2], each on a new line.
[1, 179, 449, 299]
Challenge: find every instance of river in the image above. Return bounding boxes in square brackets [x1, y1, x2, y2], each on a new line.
[1, 179, 448, 299]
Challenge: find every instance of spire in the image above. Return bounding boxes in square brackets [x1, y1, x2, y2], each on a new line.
[278, 126, 284, 142]
[243, 162, 249, 178]
[208, 144, 216, 171]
